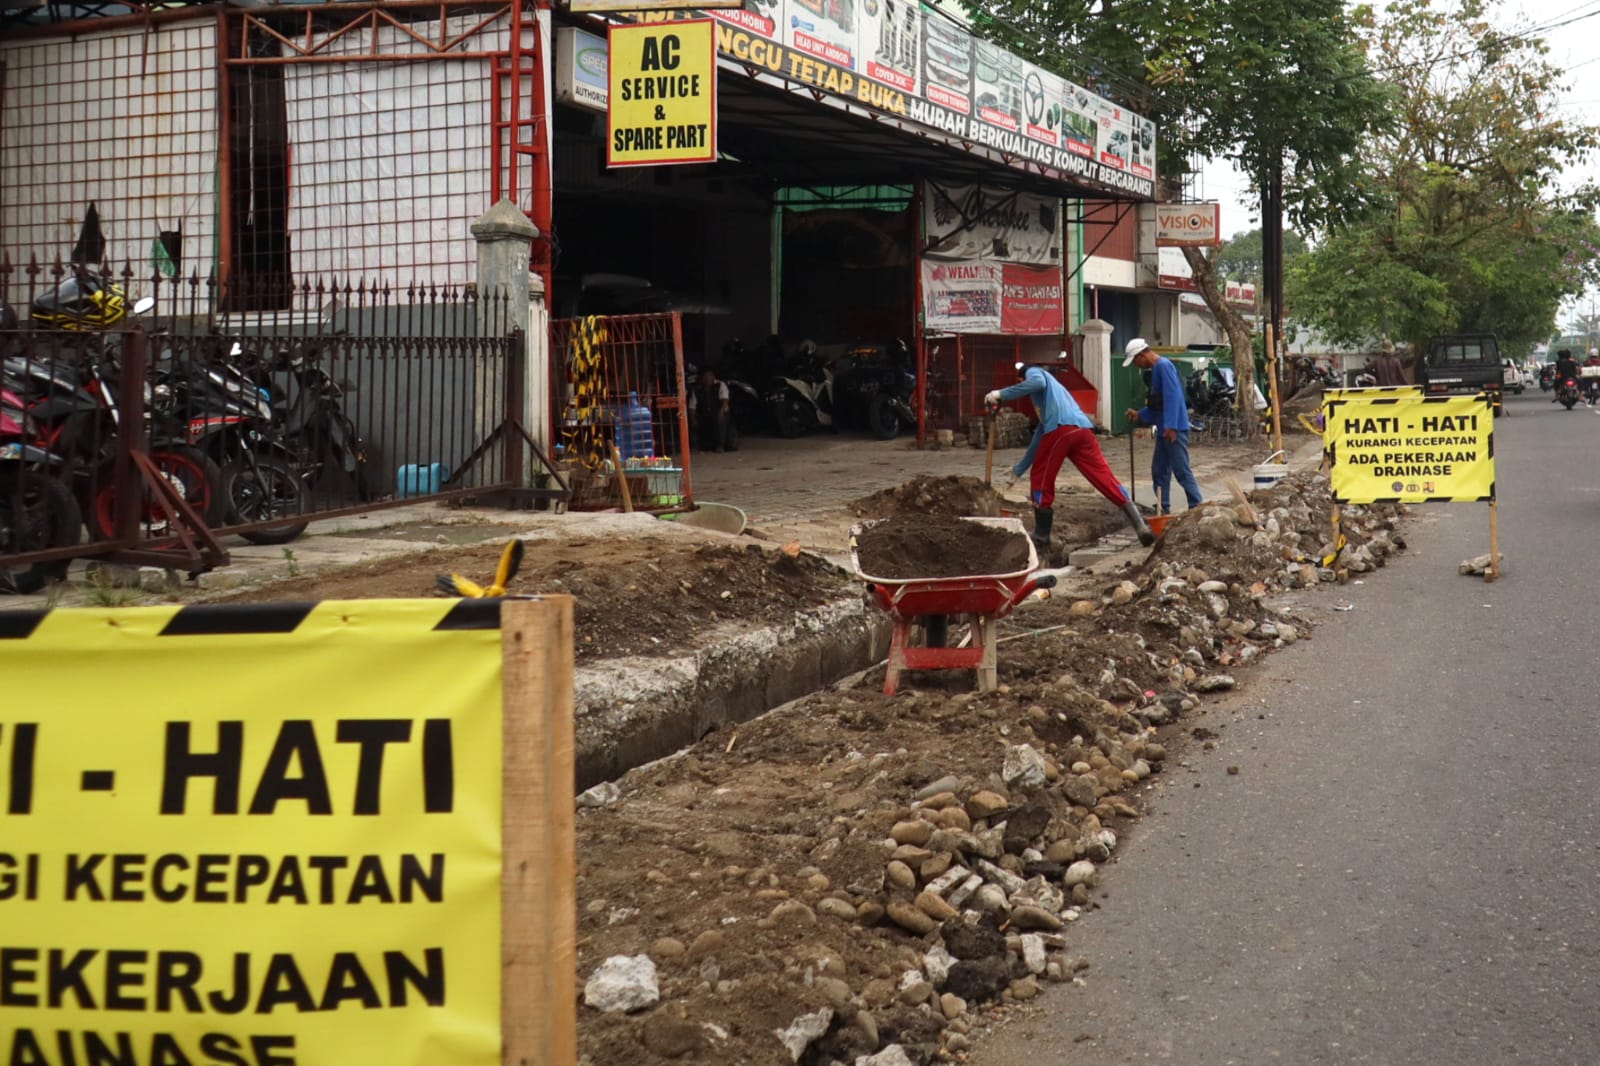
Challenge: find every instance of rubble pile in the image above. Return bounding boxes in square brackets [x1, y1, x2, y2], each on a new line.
[574, 469, 1408, 1066]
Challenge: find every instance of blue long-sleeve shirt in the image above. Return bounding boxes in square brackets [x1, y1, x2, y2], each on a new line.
[1135, 356, 1191, 432]
[998, 366, 1093, 475]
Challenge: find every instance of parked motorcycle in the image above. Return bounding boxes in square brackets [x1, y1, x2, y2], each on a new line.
[769, 342, 836, 438]
[834, 339, 918, 440]
[160, 340, 309, 545]
[2, 295, 225, 541]
[1185, 360, 1238, 420]
[0, 386, 80, 594]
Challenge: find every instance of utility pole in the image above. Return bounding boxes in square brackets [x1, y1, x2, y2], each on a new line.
[1261, 158, 1284, 455]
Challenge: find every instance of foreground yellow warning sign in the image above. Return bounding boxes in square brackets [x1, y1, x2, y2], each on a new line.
[1323, 393, 1495, 503]
[608, 19, 717, 167]
[0, 600, 504, 1066]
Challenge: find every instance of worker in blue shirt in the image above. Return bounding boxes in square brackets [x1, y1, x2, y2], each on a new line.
[986, 359, 1154, 550]
[1123, 338, 1203, 514]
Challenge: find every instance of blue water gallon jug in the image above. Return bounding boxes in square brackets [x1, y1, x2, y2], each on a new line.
[396, 462, 449, 499]
[617, 391, 655, 460]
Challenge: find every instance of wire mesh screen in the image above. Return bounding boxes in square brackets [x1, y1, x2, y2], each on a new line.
[1, 9, 531, 300]
[551, 313, 692, 513]
[0, 24, 219, 276]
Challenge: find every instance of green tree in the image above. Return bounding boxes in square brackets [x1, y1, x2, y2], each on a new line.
[1216, 227, 1308, 288]
[1287, 0, 1600, 354]
[970, 0, 1390, 415]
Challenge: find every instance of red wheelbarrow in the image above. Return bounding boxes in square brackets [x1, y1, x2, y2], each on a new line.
[850, 517, 1058, 695]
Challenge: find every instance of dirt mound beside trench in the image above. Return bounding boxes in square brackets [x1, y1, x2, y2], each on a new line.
[215, 536, 851, 661]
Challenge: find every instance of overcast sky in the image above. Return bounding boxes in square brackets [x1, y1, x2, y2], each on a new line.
[1199, 0, 1600, 245]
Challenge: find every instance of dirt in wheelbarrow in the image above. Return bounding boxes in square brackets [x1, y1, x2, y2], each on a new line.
[854, 513, 1032, 580]
[851, 475, 1009, 520]
[210, 536, 851, 661]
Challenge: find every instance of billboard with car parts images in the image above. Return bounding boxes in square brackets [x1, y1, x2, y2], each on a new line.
[622, 1, 1157, 198]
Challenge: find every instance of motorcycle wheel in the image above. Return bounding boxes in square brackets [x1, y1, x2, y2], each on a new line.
[226, 455, 310, 545]
[773, 397, 805, 439]
[1562, 396, 1577, 410]
[88, 445, 225, 541]
[0, 471, 80, 595]
[867, 393, 901, 440]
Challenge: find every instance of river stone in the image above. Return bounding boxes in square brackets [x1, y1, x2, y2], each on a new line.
[855, 1046, 915, 1066]
[1193, 674, 1237, 693]
[885, 861, 916, 892]
[1063, 775, 1099, 808]
[966, 790, 1010, 819]
[891, 820, 934, 847]
[915, 890, 960, 921]
[887, 901, 939, 935]
[818, 897, 859, 922]
[814, 975, 853, 1006]
[915, 775, 963, 801]
[940, 991, 968, 1019]
[1010, 905, 1064, 931]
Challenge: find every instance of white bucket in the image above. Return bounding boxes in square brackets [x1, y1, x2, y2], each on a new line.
[1252, 450, 1289, 489]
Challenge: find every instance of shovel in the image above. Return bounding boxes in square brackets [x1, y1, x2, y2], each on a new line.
[984, 404, 998, 485]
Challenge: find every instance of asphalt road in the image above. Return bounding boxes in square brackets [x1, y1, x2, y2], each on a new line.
[975, 389, 1600, 1065]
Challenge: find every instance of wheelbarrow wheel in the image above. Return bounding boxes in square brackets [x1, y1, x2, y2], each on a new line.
[923, 614, 948, 648]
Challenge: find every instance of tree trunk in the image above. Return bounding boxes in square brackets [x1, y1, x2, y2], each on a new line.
[1180, 244, 1257, 419]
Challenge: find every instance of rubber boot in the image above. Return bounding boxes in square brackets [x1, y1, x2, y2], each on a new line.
[1122, 500, 1156, 546]
[1030, 507, 1054, 552]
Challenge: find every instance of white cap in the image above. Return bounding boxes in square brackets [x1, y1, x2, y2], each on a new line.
[1122, 338, 1150, 367]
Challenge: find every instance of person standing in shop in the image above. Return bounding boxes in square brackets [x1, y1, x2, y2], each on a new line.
[986, 359, 1154, 551]
[1123, 338, 1204, 514]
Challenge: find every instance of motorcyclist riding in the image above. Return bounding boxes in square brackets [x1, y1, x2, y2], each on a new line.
[1553, 348, 1579, 402]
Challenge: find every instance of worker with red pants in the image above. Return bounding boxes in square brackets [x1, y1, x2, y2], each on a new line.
[986, 362, 1154, 551]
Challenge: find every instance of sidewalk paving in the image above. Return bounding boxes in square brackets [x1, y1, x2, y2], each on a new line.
[2, 429, 1323, 608]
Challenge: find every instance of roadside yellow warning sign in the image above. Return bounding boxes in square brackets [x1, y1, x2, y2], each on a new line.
[0, 600, 512, 1066]
[1323, 393, 1495, 503]
[608, 19, 718, 167]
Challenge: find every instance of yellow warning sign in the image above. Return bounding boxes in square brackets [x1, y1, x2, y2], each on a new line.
[0, 600, 505, 1066]
[1323, 393, 1495, 503]
[607, 19, 718, 167]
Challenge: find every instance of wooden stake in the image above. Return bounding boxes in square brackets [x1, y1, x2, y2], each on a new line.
[608, 443, 634, 513]
[1486, 499, 1501, 582]
[500, 596, 577, 1066]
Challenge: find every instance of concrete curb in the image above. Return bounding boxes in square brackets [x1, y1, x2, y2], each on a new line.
[574, 596, 892, 788]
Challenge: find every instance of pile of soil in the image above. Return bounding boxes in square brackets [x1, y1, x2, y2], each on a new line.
[851, 475, 1008, 520]
[854, 514, 1032, 579]
[216, 536, 850, 661]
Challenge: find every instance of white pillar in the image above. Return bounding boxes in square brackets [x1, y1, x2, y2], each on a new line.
[1080, 318, 1114, 426]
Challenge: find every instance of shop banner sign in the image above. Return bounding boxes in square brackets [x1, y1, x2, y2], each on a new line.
[623, 3, 1157, 199]
[608, 20, 718, 167]
[556, 27, 610, 113]
[1322, 393, 1495, 503]
[923, 182, 1060, 265]
[1155, 202, 1221, 247]
[923, 258, 1000, 333]
[0, 597, 579, 1066]
[999, 263, 1064, 334]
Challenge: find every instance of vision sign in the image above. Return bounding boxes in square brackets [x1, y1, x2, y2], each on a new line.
[1155, 202, 1221, 247]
